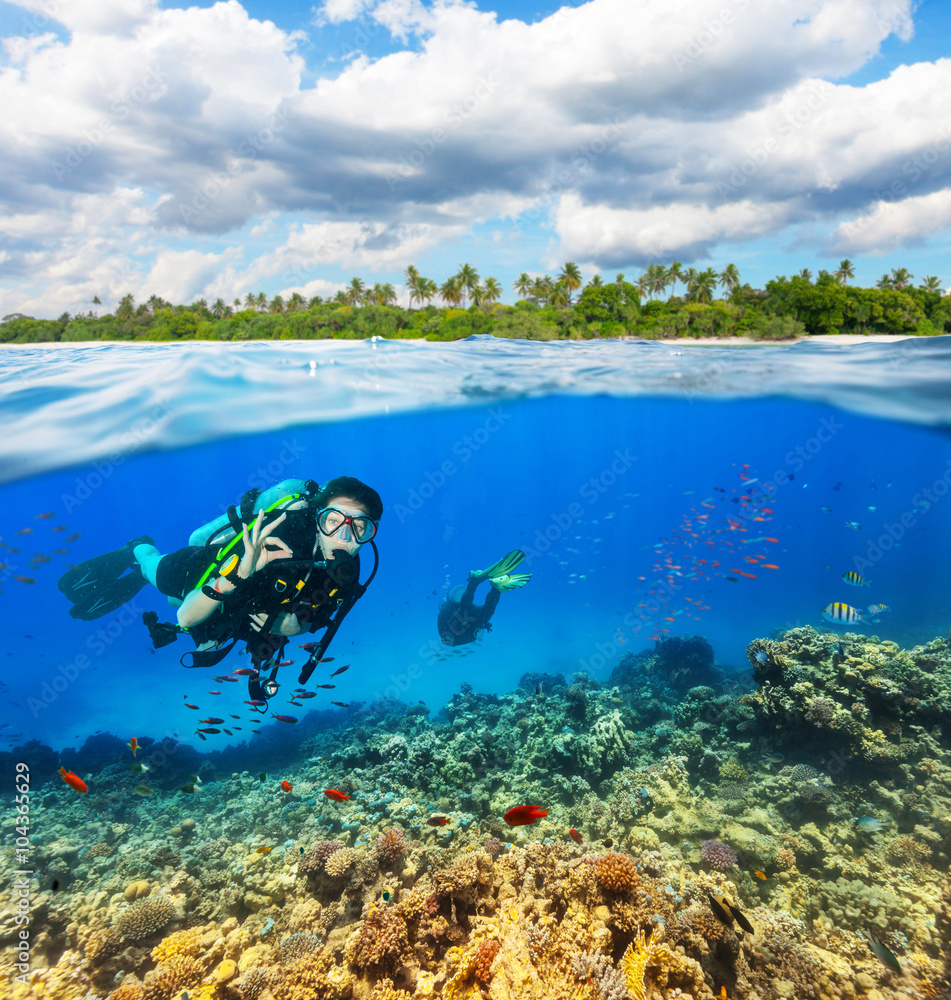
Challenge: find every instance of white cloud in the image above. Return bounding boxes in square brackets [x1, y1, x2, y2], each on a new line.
[1, 0, 949, 316]
[829, 188, 951, 256]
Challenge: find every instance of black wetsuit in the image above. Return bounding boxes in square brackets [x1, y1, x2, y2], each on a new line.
[437, 577, 500, 647]
[155, 544, 359, 669]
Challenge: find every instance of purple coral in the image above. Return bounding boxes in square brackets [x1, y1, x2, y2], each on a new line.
[701, 839, 738, 871]
[805, 697, 836, 726]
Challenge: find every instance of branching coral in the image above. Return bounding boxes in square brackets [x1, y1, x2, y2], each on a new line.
[344, 903, 410, 977]
[376, 826, 406, 865]
[595, 851, 639, 892]
[141, 956, 203, 1000]
[114, 896, 175, 941]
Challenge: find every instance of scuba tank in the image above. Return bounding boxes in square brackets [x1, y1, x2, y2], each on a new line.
[188, 478, 315, 548]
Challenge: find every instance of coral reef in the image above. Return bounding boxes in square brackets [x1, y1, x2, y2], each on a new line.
[4, 626, 950, 1000]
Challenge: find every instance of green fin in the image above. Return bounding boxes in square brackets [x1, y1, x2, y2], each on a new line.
[469, 549, 526, 580]
[489, 573, 532, 593]
[57, 538, 151, 621]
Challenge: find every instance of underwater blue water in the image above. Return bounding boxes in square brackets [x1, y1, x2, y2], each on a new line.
[1, 336, 950, 754]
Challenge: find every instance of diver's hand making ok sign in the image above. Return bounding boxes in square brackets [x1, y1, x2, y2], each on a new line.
[238, 510, 291, 579]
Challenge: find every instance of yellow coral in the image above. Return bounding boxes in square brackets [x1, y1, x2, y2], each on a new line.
[151, 927, 203, 964]
[621, 928, 654, 1000]
[368, 979, 414, 999]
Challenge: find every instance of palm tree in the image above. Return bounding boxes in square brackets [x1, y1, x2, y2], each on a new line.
[692, 268, 719, 304]
[666, 261, 684, 299]
[419, 278, 438, 307]
[876, 274, 895, 291]
[587, 275, 603, 288]
[308, 296, 323, 308]
[470, 284, 485, 308]
[91, 294, 102, 316]
[920, 275, 943, 293]
[269, 295, 285, 314]
[558, 262, 583, 305]
[346, 278, 365, 307]
[550, 281, 570, 309]
[378, 283, 397, 306]
[514, 273, 533, 300]
[890, 267, 913, 290]
[835, 259, 855, 285]
[482, 277, 502, 306]
[147, 294, 165, 313]
[440, 276, 464, 307]
[212, 298, 227, 318]
[719, 263, 740, 298]
[116, 294, 135, 321]
[615, 273, 625, 284]
[333, 290, 348, 305]
[287, 292, 305, 313]
[455, 263, 480, 308]
[647, 263, 667, 300]
[682, 267, 698, 300]
[244, 293, 256, 310]
[798, 269, 813, 283]
[532, 276, 554, 306]
[254, 292, 267, 312]
[405, 265, 423, 308]
[233, 298, 241, 309]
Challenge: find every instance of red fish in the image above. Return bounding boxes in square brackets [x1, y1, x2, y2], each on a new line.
[184, 704, 200, 710]
[315, 684, 335, 689]
[14, 576, 36, 585]
[222, 728, 232, 735]
[199, 718, 224, 724]
[760, 564, 780, 570]
[329, 665, 350, 678]
[569, 828, 583, 844]
[58, 767, 87, 794]
[34, 512, 55, 519]
[330, 702, 350, 708]
[277, 659, 294, 667]
[317, 657, 334, 663]
[288, 700, 303, 707]
[221, 676, 239, 682]
[427, 816, 450, 826]
[281, 780, 293, 792]
[296, 691, 318, 699]
[65, 533, 81, 543]
[503, 805, 549, 827]
[324, 788, 350, 802]
[127, 737, 138, 757]
[271, 714, 298, 723]
[244, 700, 266, 706]
[232, 668, 259, 676]
[207, 690, 221, 695]
[299, 642, 321, 651]
[15, 528, 33, 535]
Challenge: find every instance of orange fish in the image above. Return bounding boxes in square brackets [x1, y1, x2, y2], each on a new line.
[127, 737, 138, 757]
[764, 537, 779, 543]
[15, 528, 33, 535]
[503, 805, 549, 827]
[324, 789, 350, 802]
[427, 815, 450, 826]
[569, 828, 583, 844]
[14, 576, 36, 585]
[34, 512, 55, 519]
[281, 780, 293, 792]
[58, 767, 87, 794]
[184, 704, 200, 710]
[255, 846, 272, 854]
[760, 564, 780, 570]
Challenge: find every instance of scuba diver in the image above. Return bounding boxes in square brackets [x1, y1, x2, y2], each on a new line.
[437, 549, 531, 647]
[57, 477, 382, 704]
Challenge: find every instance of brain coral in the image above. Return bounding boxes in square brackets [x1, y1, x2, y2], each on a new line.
[595, 852, 639, 892]
[114, 896, 175, 941]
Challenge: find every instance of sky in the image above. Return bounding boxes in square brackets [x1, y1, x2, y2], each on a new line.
[1, 0, 950, 317]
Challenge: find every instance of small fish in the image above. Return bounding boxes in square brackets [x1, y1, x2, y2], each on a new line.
[258, 772, 267, 782]
[842, 571, 870, 587]
[51, 880, 59, 891]
[57, 766, 87, 794]
[314, 684, 336, 689]
[196, 727, 220, 734]
[844, 521, 862, 530]
[867, 506, 878, 512]
[129, 762, 149, 773]
[602, 839, 614, 848]
[13, 576, 36, 585]
[503, 805, 549, 827]
[299, 642, 321, 651]
[133, 784, 154, 796]
[867, 930, 902, 973]
[569, 828, 583, 844]
[725, 576, 738, 582]
[277, 660, 294, 667]
[754, 651, 768, 664]
[288, 700, 303, 707]
[708, 893, 755, 935]
[856, 816, 887, 834]
[296, 691, 318, 699]
[184, 703, 200, 710]
[252, 729, 262, 734]
[271, 714, 298, 723]
[179, 784, 198, 794]
[245, 700, 267, 706]
[316, 657, 335, 662]
[126, 737, 139, 757]
[207, 690, 221, 695]
[760, 563, 780, 570]
[199, 718, 225, 724]
[324, 788, 350, 802]
[65, 533, 80, 543]
[867, 604, 890, 616]
[232, 668, 259, 676]
[222, 728, 232, 735]
[197, 732, 206, 741]
[256, 845, 273, 854]
[15, 527, 33, 535]
[760, 752, 784, 764]
[281, 780, 293, 792]
[221, 676, 240, 683]
[427, 816, 450, 827]
[329, 665, 350, 678]
[750, 869, 768, 881]
[382, 891, 391, 901]
[34, 512, 55, 519]
[822, 602, 864, 626]
[330, 701, 350, 708]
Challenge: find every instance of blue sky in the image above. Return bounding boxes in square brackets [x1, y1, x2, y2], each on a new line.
[1, 0, 950, 317]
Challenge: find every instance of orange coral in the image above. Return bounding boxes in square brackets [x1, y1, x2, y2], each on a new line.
[150, 927, 202, 964]
[473, 938, 500, 985]
[595, 852, 639, 893]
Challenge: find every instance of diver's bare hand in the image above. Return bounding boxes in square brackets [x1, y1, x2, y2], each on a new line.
[239, 511, 290, 578]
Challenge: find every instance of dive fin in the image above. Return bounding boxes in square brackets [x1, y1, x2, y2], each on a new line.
[490, 573, 532, 592]
[469, 549, 526, 581]
[57, 537, 152, 621]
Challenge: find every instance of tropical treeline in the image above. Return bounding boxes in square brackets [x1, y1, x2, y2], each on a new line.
[2, 260, 948, 344]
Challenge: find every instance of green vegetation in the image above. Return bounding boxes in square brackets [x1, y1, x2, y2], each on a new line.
[2, 260, 948, 344]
